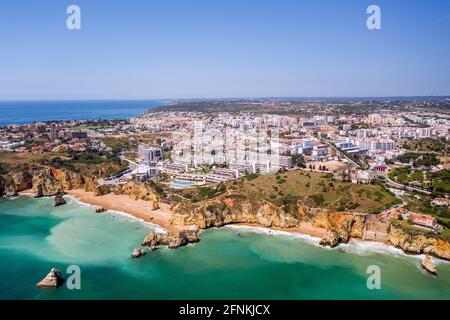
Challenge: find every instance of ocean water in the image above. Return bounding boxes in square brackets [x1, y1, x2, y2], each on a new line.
[0, 196, 450, 300]
[0, 100, 163, 126]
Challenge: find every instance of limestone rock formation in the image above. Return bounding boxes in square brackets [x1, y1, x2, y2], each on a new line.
[170, 196, 304, 230]
[131, 248, 146, 259]
[36, 268, 64, 289]
[422, 255, 437, 275]
[32, 169, 63, 197]
[312, 211, 355, 243]
[319, 230, 341, 248]
[121, 181, 161, 202]
[54, 194, 67, 207]
[142, 231, 159, 250]
[256, 202, 300, 228]
[0, 171, 33, 196]
[52, 169, 85, 190]
[388, 225, 450, 261]
[142, 229, 199, 250]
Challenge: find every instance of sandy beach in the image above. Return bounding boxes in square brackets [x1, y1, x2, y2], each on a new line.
[66, 189, 184, 232]
[67, 190, 334, 238]
[66, 190, 329, 239]
[232, 222, 327, 239]
[20, 188, 328, 238]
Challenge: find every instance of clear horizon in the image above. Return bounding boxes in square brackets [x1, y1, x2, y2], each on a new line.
[0, 0, 449, 99]
[0, 95, 450, 102]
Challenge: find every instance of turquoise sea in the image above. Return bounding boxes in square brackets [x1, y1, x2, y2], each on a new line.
[0, 196, 450, 300]
[0, 100, 163, 126]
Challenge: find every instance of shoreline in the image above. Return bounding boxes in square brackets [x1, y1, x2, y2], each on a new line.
[66, 195, 167, 233]
[225, 224, 450, 265]
[66, 189, 185, 233]
[11, 190, 449, 263]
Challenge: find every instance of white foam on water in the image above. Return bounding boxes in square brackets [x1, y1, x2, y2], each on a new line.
[225, 224, 450, 264]
[225, 225, 322, 245]
[107, 210, 167, 234]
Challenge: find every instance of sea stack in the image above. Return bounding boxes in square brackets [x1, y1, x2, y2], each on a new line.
[53, 194, 67, 207]
[319, 231, 341, 248]
[36, 268, 64, 289]
[422, 255, 437, 275]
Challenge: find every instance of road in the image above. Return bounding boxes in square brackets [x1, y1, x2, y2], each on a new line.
[385, 175, 432, 195]
[321, 140, 362, 168]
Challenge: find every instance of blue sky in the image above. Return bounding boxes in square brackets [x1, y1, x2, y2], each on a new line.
[0, 0, 449, 99]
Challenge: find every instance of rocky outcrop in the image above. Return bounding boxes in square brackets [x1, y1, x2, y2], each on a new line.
[52, 169, 85, 190]
[83, 176, 99, 193]
[36, 268, 64, 289]
[167, 195, 450, 259]
[388, 225, 450, 261]
[142, 229, 199, 250]
[170, 196, 303, 230]
[422, 255, 437, 275]
[1, 165, 164, 213]
[256, 202, 300, 228]
[320, 231, 341, 248]
[95, 207, 107, 213]
[3, 184, 17, 197]
[0, 171, 33, 196]
[142, 231, 159, 250]
[54, 194, 67, 207]
[120, 181, 161, 203]
[311, 211, 356, 243]
[131, 248, 146, 259]
[170, 196, 378, 249]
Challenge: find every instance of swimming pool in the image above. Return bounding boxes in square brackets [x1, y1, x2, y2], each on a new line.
[171, 180, 195, 189]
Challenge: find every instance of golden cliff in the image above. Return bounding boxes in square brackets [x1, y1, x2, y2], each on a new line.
[169, 195, 450, 260]
[388, 224, 450, 260]
[0, 166, 160, 204]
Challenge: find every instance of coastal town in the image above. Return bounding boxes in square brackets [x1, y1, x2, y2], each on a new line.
[0, 98, 449, 274]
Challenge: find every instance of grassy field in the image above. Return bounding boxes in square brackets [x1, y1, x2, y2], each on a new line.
[232, 170, 400, 213]
[218, 169, 401, 213]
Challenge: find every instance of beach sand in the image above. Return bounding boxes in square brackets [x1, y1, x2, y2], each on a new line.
[66, 190, 328, 239]
[21, 188, 397, 254]
[233, 222, 327, 239]
[66, 189, 184, 232]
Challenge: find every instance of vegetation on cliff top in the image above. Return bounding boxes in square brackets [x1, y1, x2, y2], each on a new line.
[402, 138, 448, 154]
[175, 169, 400, 213]
[0, 151, 125, 178]
[389, 167, 450, 194]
